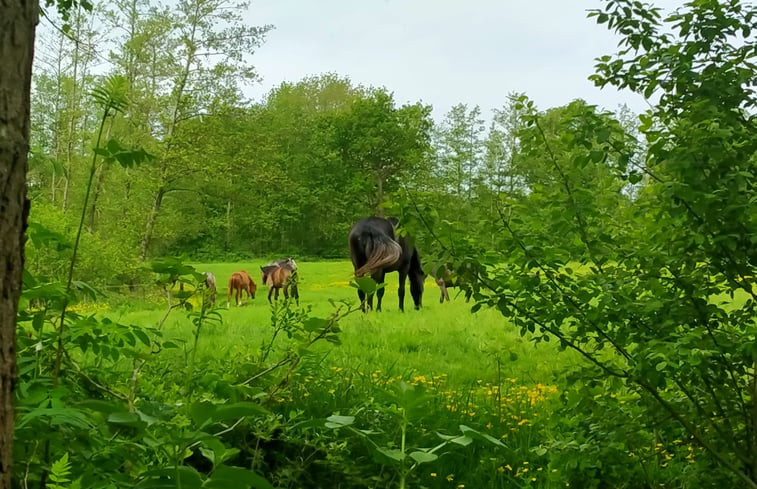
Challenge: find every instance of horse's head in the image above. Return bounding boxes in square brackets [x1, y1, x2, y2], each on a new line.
[286, 257, 298, 270]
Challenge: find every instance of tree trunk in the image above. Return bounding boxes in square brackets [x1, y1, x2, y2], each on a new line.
[376, 174, 384, 217]
[225, 199, 232, 251]
[87, 163, 106, 233]
[139, 187, 164, 261]
[0, 2, 37, 487]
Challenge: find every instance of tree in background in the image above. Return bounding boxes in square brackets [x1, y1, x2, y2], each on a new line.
[136, 0, 272, 260]
[332, 89, 433, 216]
[433, 103, 486, 200]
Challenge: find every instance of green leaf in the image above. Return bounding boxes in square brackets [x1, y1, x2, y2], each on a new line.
[459, 425, 506, 447]
[350, 276, 380, 294]
[107, 411, 146, 429]
[409, 450, 438, 463]
[325, 415, 355, 428]
[190, 401, 216, 428]
[303, 317, 329, 332]
[204, 466, 274, 489]
[376, 447, 405, 462]
[211, 402, 269, 423]
[137, 466, 203, 489]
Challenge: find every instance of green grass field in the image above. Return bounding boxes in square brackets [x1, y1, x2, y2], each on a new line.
[108, 259, 581, 390]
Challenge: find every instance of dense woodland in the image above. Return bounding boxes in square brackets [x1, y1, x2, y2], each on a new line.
[25, 0, 633, 283]
[3, 0, 757, 488]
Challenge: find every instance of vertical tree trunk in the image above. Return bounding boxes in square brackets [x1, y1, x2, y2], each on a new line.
[375, 174, 384, 217]
[87, 163, 106, 233]
[0, 2, 38, 487]
[225, 199, 232, 250]
[62, 32, 80, 212]
[139, 187, 164, 261]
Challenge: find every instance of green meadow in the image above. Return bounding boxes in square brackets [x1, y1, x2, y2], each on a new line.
[110, 260, 580, 389]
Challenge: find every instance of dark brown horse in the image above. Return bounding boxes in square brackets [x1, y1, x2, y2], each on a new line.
[261, 258, 299, 305]
[227, 270, 256, 307]
[349, 217, 424, 312]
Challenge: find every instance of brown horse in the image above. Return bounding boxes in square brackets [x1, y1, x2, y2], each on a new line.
[261, 258, 299, 305]
[227, 270, 257, 307]
[430, 264, 474, 303]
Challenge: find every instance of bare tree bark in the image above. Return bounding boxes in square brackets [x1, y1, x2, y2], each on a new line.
[0, 1, 38, 487]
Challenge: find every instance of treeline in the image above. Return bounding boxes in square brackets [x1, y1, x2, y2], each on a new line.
[27, 0, 637, 285]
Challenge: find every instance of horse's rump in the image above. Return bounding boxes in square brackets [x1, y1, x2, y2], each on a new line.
[349, 218, 403, 277]
[228, 270, 256, 298]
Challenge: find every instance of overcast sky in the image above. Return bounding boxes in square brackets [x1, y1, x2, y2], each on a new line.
[241, 1, 685, 120]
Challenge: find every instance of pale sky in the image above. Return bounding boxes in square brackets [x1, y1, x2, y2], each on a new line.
[242, 0, 685, 120]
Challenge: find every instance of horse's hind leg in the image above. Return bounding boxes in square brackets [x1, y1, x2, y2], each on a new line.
[374, 272, 387, 312]
[397, 271, 408, 312]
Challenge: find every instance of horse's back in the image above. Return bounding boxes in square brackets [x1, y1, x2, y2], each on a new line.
[349, 217, 396, 242]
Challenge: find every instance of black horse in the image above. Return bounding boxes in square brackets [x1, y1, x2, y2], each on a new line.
[348, 217, 424, 312]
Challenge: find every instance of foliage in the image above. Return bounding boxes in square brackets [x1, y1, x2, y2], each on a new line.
[401, 1, 757, 487]
[22, 0, 757, 487]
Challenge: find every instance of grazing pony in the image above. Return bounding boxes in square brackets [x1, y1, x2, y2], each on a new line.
[227, 270, 257, 307]
[348, 217, 424, 312]
[430, 265, 472, 303]
[261, 258, 299, 305]
[203, 272, 217, 306]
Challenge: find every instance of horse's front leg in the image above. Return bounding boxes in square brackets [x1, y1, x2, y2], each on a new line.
[374, 272, 386, 312]
[410, 271, 423, 310]
[268, 287, 274, 304]
[397, 271, 407, 312]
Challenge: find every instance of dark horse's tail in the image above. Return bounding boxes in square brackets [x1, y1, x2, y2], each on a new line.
[350, 226, 403, 277]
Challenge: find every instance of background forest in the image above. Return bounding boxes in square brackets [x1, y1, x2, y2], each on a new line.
[25, 0, 600, 282]
[12, 0, 757, 488]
